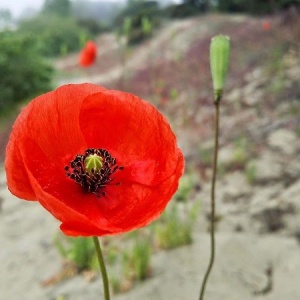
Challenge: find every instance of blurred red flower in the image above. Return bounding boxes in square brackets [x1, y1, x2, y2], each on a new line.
[5, 83, 184, 236]
[79, 41, 97, 67]
[262, 21, 271, 31]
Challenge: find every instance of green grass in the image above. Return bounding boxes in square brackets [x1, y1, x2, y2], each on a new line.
[53, 234, 96, 272]
[153, 201, 200, 250]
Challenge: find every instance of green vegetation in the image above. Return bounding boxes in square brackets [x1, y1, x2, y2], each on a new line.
[232, 136, 249, 166]
[0, 31, 53, 114]
[121, 234, 152, 281]
[19, 15, 90, 57]
[54, 234, 97, 272]
[217, 0, 299, 14]
[53, 177, 200, 293]
[42, 0, 71, 17]
[218, 136, 254, 175]
[114, 0, 161, 45]
[109, 231, 152, 294]
[245, 160, 257, 184]
[153, 201, 200, 249]
[174, 173, 198, 202]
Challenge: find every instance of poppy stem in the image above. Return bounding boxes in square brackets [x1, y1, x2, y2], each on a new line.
[199, 97, 221, 300]
[93, 236, 110, 300]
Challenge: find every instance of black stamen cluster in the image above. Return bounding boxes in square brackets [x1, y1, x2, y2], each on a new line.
[65, 148, 124, 197]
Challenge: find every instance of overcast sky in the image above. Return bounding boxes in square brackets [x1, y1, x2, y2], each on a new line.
[0, 0, 44, 17]
[0, 0, 128, 18]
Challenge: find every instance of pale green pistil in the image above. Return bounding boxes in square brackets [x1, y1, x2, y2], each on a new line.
[84, 154, 103, 174]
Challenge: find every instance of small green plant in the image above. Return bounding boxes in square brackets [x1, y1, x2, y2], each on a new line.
[169, 88, 179, 101]
[109, 274, 122, 294]
[219, 136, 253, 174]
[245, 160, 257, 184]
[123, 17, 132, 42]
[107, 231, 152, 294]
[154, 201, 200, 249]
[174, 173, 197, 202]
[59, 43, 68, 56]
[232, 137, 248, 166]
[141, 16, 152, 37]
[106, 245, 119, 266]
[114, 0, 161, 45]
[199, 146, 213, 167]
[121, 232, 152, 281]
[54, 234, 96, 272]
[131, 235, 152, 280]
[55, 296, 66, 300]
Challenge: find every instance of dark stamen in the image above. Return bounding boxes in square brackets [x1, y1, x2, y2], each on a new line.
[65, 148, 124, 197]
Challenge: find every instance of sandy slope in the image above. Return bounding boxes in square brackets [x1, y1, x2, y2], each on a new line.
[1, 11, 300, 300]
[2, 169, 300, 300]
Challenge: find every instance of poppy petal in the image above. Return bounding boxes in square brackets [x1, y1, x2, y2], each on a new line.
[101, 150, 185, 232]
[18, 137, 183, 236]
[5, 83, 184, 236]
[18, 138, 120, 236]
[5, 84, 106, 200]
[79, 90, 179, 186]
[5, 138, 36, 200]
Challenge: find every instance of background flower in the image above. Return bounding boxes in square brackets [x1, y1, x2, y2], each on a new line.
[79, 41, 97, 67]
[5, 83, 184, 237]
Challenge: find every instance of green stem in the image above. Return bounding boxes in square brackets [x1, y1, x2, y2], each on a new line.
[93, 236, 110, 300]
[199, 97, 221, 300]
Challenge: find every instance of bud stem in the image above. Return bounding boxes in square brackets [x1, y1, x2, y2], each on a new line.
[199, 100, 220, 300]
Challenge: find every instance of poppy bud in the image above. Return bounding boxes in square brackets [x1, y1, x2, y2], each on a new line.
[210, 35, 230, 102]
[84, 154, 103, 174]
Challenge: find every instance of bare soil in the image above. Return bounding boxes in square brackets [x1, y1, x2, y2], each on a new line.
[1, 10, 300, 300]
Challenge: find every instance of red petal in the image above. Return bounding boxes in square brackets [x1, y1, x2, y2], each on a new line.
[5, 84, 106, 201]
[80, 90, 179, 186]
[98, 150, 185, 233]
[19, 137, 183, 236]
[19, 137, 119, 236]
[6, 83, 185, 236]
[5, 138, 36, 200]
[57, 148, 183, 236]
[79, 41, 97, 67]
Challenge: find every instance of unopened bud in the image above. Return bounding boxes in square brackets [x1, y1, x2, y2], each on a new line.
[210, 35, 230, 102]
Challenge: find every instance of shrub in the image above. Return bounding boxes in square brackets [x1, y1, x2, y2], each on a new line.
[114, 0, 161, 45]
[217, 0, 300, 14]
[165, 3, 206, 19]
[19, 15, 90, 57]
[0, 31, 53, 113]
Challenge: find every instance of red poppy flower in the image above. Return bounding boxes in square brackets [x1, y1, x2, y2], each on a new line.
[5, 83, 184, 237]
[262, 21, 271, 31]
[79, 41, 97, 67]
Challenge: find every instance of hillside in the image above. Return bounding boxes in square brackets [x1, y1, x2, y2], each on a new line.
[1, 9, 300, 300]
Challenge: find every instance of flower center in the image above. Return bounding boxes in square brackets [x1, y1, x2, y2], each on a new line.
[65, 148, 124, 197]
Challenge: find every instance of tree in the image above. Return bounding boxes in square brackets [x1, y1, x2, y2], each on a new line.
[20, 14, 89, 57]
[114, 0, 162, 44]
[0, 31, 53, 112]
[42, 0, 71, 16]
